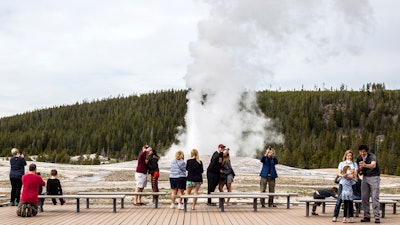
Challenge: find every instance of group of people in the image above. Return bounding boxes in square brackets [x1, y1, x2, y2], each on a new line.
[9, 148, 66, 217]
[133, 144, 236, 210]
[134, 143, 280, 210]
[134, 145, 160, 206]
[311, 144, 381, 224]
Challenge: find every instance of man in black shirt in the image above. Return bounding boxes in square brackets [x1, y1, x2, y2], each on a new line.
[206, 144, 225, 206]
[356, 144, 380, 224]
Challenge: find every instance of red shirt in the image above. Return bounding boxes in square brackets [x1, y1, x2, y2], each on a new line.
[136, 151, 148, 174]
[21, 173, 45, 204]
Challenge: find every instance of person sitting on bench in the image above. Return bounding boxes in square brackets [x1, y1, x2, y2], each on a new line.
[312, 187, 338, 215]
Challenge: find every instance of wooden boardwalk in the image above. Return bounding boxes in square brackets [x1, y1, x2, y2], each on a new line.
[1, 202, 398, 225]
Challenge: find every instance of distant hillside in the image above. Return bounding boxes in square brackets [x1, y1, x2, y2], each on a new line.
[1, 83, 399, 175]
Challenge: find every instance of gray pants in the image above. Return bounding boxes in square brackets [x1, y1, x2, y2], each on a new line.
[361, 176, 380, 219]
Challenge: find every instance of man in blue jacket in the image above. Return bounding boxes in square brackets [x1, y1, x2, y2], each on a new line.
[259, 146, 278, 207]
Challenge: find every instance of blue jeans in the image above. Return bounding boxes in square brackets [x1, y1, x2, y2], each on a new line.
[333, 184, 342, 218]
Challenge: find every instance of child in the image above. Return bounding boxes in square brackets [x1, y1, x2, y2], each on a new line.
[311, 187, 338, 215]
[46, 169, 65, 205]
[339, 165, 356, 223]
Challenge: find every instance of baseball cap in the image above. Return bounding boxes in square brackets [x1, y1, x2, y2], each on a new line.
[218, 144, 226, 149]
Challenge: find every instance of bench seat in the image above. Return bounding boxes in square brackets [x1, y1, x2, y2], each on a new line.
[38, 194, 125, 213]
[77, 192, 167, 208]
[299, 198, 397, 217]
[180, 192, 297, 212]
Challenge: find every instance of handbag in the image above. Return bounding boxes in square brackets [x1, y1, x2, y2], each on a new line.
[153, 170, 159, 179]
[334, 175, 340, 184]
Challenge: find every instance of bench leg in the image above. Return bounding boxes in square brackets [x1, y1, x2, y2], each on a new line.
[121, 198, 124, 209]
[39, 198, 44, 212]
[155, 196, 158, 208]
[253, 198, 257, 212]
[322, 202, 326, 213]
[286, 196, 290, 209]
[113, 198, 117, 213]
[77, 198, 80, 212]
[183, 198, 187, 212]
[86, 198, 90, 208]
[305, 202, 310, 217]
[381, 203, 385, 218]
[393, 203, 397, 214]
[219, 198, 224, 212]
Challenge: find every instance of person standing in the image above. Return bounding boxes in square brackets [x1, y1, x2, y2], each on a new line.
[206, 144, 224, 206]
[9, 148, 27, 206]
[357, 144, 381, 224]
[218, 148, 235, 205]
[185, 149, 204, 210]
[134, 145, 149, 206]
[146, 148, 160, 206]
[339, 166, 356, 223]
[169, 150, 186, 210]
[259, 146, 278, 208]
[17, 163, 45, 217]
[332, 149, 358, 222]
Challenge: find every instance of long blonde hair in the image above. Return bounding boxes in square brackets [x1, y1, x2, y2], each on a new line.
[175, 150, 184, 160]
[342, 150, 354, 161]
[191, 149, 200, 163]
[222, 150, 230, 165]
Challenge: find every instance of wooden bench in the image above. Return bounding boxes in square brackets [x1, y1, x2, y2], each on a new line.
[299, 198, 338, 217]
[353, 199, 397, 217]
[299, 198, 397, 217]
[77, 192, 167, 208]
[38, 194, 125, 213]
[180, 192, 297, 212]
[211, 192, 298, 209]
[380, 195, 400, 214]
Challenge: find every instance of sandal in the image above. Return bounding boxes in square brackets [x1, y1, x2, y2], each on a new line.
[311, 212, 319, 216]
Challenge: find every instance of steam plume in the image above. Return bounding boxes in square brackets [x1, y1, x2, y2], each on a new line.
[169, 0, 372, 157]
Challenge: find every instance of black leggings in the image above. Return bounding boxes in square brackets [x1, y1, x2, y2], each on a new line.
[343, 200, 354, 218]
[10, 178, 23, 204]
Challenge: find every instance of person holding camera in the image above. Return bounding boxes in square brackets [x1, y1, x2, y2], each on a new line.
[9, 148, 27, 206]
[356, 144, 381, 223]
[259, 146, 278, 208]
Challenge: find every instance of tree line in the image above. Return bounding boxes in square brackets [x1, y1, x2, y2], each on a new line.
[1, 84, 399, 175]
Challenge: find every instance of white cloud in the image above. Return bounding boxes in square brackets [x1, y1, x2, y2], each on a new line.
[0, 0, 399, 118]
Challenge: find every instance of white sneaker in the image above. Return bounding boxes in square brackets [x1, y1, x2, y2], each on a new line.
[170, 203, 175, 209]
[332, 217, 337, 222]
[178, 203, 183, 210]
[147, 202, 155, 206]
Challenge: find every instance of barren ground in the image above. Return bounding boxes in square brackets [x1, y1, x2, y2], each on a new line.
[1, 156, 399, 204]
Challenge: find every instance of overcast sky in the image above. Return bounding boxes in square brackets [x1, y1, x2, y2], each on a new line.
[1, 0, 399, 118]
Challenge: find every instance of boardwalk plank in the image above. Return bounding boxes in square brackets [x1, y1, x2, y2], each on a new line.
[1, 203, 398, 225]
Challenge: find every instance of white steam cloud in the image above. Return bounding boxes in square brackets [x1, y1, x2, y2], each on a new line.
[169, 0, 373, 157]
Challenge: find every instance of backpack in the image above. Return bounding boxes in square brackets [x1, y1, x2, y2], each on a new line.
[17, 203, 38, 217]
